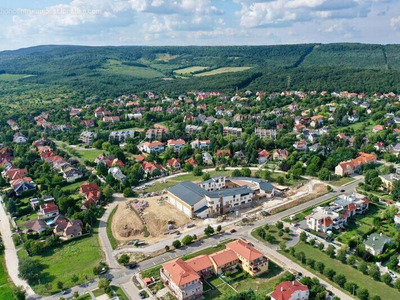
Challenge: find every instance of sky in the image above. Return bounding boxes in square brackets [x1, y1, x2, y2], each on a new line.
[0, 0, 400, 51]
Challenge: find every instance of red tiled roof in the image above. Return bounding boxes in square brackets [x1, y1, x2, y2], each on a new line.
[186, 255, 213, 272]
[162, 258, 200, 286]
[270, 281, 309, 300]
[209, 249, 238, 267]
[226, 239, 264, 262]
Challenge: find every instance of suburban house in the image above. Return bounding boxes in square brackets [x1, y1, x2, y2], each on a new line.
[13, 132, 28, 144]
[270, 281, 309, 300]
[258, 150, 270, 164]
[364, 233, 393, 256]
[24, 219, 49, 234]
[38, 202, 59, 220]
[223, 127, 242, 137]
[142, 161, 164, 175]
[54, 219, 83, 241]
[167, 139, 186, 152]
[185, 125, 202, 134]
[103, 116, 120, 123]
[145, 128, 166, 140]
[335, 152, 377, 176]
[79, 182, 101, 209]
[191, 139, 210, 150]
[79, 131, 97, 145]
[160, 258, 203, 300]
[95, 155, 124, 168]
[167, 176, 274, 218]
[255, 128, 276, 139]
[273, 149, 289, 161]
[108, 167, 127, 182]
[61, 165, 83, 182]
[161, 239, 268, 300]
[167, 158, 181, 170]
[109, 130, 134, 142]
[11, 178, 36, 196]
[379, 164, 400, 192]
[202, 152, 213, 165]
[185, 157, 198, 167]
[141, 141, 165, 153]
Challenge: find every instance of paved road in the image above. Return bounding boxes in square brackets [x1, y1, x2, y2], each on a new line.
[17, 173, 361, 299]
[0, 198, 35, 296]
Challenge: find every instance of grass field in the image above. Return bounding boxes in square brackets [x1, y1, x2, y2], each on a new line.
[0, 254, 13, 300]
[194, 67, 252, 77]
[251, 225, 291, 245]
[18, 228, 103, 295]
[102, 60, 165, 79]
[174, 66, 208, 75]
[281, 242, 400, 300]
[0, 74, 33, 81]
[74, 148, 106, 162]
[111, 285, 129, 300]
[107, 206, 118, 249]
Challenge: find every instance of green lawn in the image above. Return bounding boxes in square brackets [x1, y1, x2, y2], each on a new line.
[251, 225, 291, 245]
[181, 239, 233, 261]
[0, 254, 13, 300]
[111, 286, 129, 300]
[268, 172, 306, 187]
[74, 149, 106, 162]
[282, 242, 400, 300]
[203, 275, 236, 300]
[325, 177, 355, 187]
[141, 266, 162, 281]
[76, 294, 92, 300]
[143, 170, 233, 193]
[174, 66, 209, 75]
[107, 206, 118, 249]
[18, 228, 103, 295]
[92, 288, 105, 297]
[61, 180, 85, 192]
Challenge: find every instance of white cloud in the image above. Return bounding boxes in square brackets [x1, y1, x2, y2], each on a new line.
[391, 15, 400, 31]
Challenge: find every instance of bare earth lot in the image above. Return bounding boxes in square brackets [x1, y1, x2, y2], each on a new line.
[112, 195, 204, 245]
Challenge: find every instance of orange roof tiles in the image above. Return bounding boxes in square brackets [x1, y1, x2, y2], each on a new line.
[162, 258, 200, 286]
[209, 249, 238, 267]
[226, 239, 264, 262]
[186, 255, 213, 273]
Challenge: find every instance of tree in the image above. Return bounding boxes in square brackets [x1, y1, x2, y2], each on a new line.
[325, 245, 335, 258]
[368, 264, 380, 281]
[71, 274, 79, 283]
[123, 187, 135, 197]
[202, 173, 211, 181]
[264, 224, 270, 231]
[370, 296, 381, 300]
[347, 254, 356, 266]
[118, 254, 130, 265]
[216, 225, 222, 232]
[12, 286, 26, 300]
[103, 185, 114, 202]
[98, 278, 111, 293]
[204, 225, 214, 236]
[280, 242, 286, 251]
[323, 268, 336, 280]
[394, 278, 400, 290]
[276, 221, 283, 230]
[393, 180, 400, 202]
[344, 282, 358, 295]
[336, 247, 347, 263]
[333, 274, 347, 287]
[172, 240, 181, 249]
[241, 167, 251, 177]
[382, 273, 392, 286]
[358, 261, 368, 274]
[299, 231, 307, 242]
[193, 166, 203, 176]
[165, 245, 170, 252]
[318, 243, 324, 251]
[57, 281, 64, 290]
[182, 235, 193, 245]
[318, 168, 331, 181]
[232, 169, 243, 177]
[315, 261, 325, 273]
[19, 258, 41, 282]
[356, 288, 369, 300]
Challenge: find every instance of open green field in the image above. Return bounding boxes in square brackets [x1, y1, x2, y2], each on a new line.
[251, 225, 292, 245]
[0, 74, 33, 81]
[102, 59, 165, 79]
[0, 254, 13, 300]
[281, 242, 400, 300]
[194, 67, 252, 77]
[174, 66, 209, 75]
[74, 148, 105, 162]
[142, 170, 233, 193]
[18, 229, 103, 295]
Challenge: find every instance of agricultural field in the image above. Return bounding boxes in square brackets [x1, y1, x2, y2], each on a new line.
[17, 228, 103, 295]
[101, 59, 165, 79]
[174, 66, 209, 75]
[194, 67, 252, 77]
[0, 254, 13, 300]
[0, 74, 33, 81]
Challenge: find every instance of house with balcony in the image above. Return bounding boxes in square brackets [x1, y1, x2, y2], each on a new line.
[39, 202, 59, 220]
[167, 139, 186, 152]
[209, 249, 240, 275]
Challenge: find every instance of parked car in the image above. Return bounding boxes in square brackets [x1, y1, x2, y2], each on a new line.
[127, 262, 138, 269]
[230, 229, 237, 233]
[139, 292, 146, 299]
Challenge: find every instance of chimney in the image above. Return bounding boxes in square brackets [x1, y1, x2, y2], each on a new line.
[292, 281, 295, 285]
[281, 287, 284, 292]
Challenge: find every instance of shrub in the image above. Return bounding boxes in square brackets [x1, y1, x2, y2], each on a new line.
[182, 235, 194, 246]
[172, 240, 181, 249]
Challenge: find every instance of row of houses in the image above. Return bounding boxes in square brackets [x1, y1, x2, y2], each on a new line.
[160, 239, 269, 300]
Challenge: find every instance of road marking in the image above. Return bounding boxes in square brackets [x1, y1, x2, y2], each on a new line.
[175, 253, 178, 257]
[153, 262, 156, 265]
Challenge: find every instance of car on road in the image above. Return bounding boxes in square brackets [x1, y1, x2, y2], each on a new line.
[62, 289, 71, 295]
[139, 292, 146, 299]
[230, 229, 237, 233]
[340, 189, 345, 193]
[126, 262, 138, 269]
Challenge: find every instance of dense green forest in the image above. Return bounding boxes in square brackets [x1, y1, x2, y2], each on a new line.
[2, 43, 400, 109]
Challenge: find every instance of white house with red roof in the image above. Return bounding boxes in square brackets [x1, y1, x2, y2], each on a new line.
[167, 158, 181, 170]
[270, 281, 309, 300]
[167, 139, 186, 152]
[141, 141, 165, 153]
[258, 150, 270, 164]
[39, 202, 59, 220]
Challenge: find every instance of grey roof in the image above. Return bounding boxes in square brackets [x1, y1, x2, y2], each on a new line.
[229, 177, 275, 191]
[168, 182, 206, 205]
[364, 233, 392, 253]
[201, 175, 224, 185]
[207, 186, 253, 198]
[194, 205, 208, 214]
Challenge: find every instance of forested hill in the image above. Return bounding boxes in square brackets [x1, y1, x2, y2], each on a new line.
[2, 43, 400, 101]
